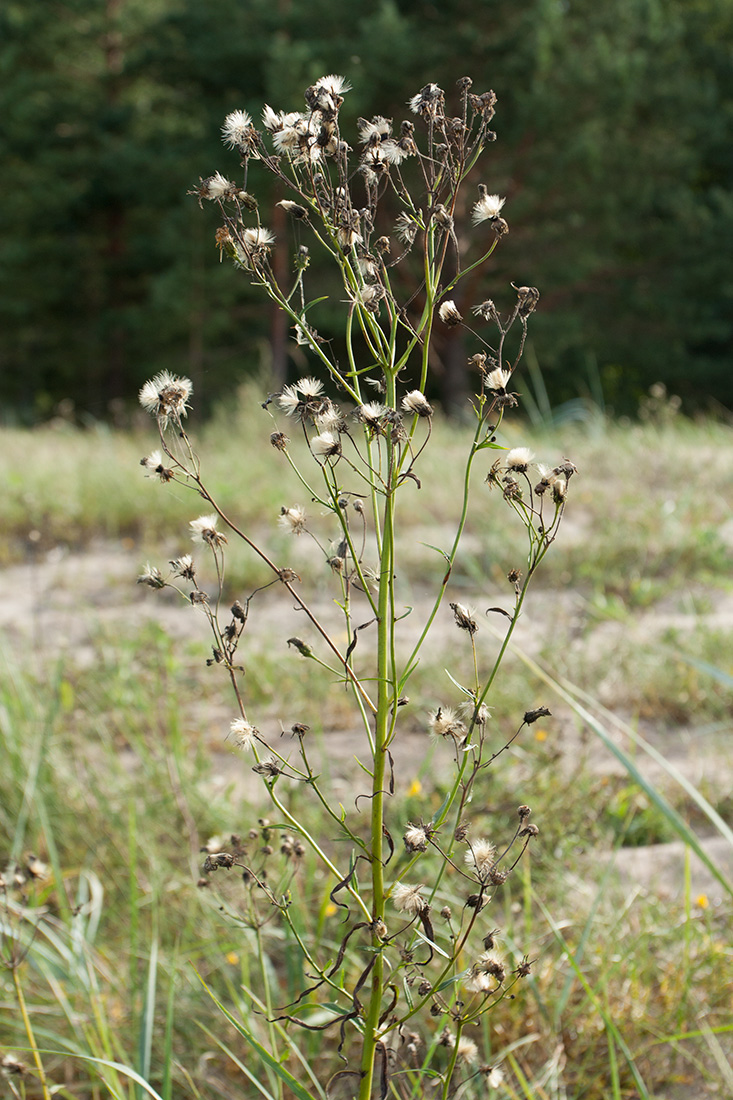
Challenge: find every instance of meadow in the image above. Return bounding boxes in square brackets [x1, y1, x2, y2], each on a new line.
[1, 399, 732, 1099]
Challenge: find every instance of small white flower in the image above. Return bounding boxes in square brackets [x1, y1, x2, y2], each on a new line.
[465, 839, 496, 879]
[401, 390, 433, 418]
[438, 300, 463, 326]
[310, 430, 341, 458]
[472, 193, 506, 225]
[505, 447, 534, 472]
[229, 717, 257, 750]
[138, 371, 193, 427]
[278, 505, 307, 535]
[391, 882, 428, 915]
[485, 367, 511, 393]
[221, 109, 253, 149]
[189, 514, 227, 547]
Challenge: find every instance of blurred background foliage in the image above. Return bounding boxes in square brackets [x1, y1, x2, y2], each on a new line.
[1, 0, 732, 422]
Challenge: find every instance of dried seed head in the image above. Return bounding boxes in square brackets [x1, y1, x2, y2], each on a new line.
[483, 928, 501, 951]
[278, 505, 307, 535]
[450, 602, 478, 634]
[438, 300, 462, 326]
[429, 706, 467, 742]
[270, 431, 289, 450]
[465, 839, 496, 879]
[523, 706, 551, 724]
[139, 371, 193, 428]
[485, 367, 511, 393]
[140, 450, 174, 482]
[190, 514, 227, 547]
[465, 892, 488, 911]
[513, 284, 540, 317]
[1, 1056, 27, 1076]
[310, 430, 342, 458]
[230, 718, 258, 750]
[457, 1037, 479, 1064]
[403, 823, 430, 853]
[231, 600, 246, 622]
[391, 882, 428, 915]
[277, 199, 309, 220]
[472, 191, 506, 225]
[221, 109, 256, 151]
[505, 447, 534, 473]
[519, 823, 540, 838]
[401, 390, 433, 417]
[517, 804, 532, 820]
[418, 979, 433, 996]
[170, 554, 196, 580]
[515, 955, 532, 977]
[287, 637, 313, 657]
[137, 563, 166, 589]
[440, 905, 452, 920]
[253, 756, 282, 778]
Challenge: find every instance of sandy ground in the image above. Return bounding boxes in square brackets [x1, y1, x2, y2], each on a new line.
[2, 539, 732, 903]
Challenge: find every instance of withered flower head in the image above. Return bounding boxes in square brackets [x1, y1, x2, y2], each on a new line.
[139, 371, 193, 428]
[392, 881, 428, 915]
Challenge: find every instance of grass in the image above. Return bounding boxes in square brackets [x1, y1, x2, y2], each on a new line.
[1, 403, 732, 1098]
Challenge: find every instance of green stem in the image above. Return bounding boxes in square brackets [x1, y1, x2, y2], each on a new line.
[358, 374, 397, 1100]
[12, 966, 52, 1100]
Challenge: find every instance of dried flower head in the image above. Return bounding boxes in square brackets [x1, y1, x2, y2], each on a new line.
[465, 839, 496, 879]
[439, 300, 463, 326]
[505, 447, 534, 472]
[139, 371, 193, 428]
[401, 390, 433, 417]
[278, 505, 307, 535]
[457, 1037, 479, 1064]
[189, 514, 227, 547]
[450, 602, 478, 634]
[430, 706, 467, 742]
[485, 367, 511, 393]
[170, 554, 196, 580]
[230, 718, 258, 750]
[472, 190, 506, 225]
[140, 450, 174, 482]
[137, 563, 166, 589]
[392, 882, 428, 915]
[221, 109, 255, 151]
[310, 430, 342, 458]
[403, 823, 432, 853]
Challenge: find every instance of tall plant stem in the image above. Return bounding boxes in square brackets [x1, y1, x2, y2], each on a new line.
[12, 966, 52, 1100]
[359, 372, 397, 1100]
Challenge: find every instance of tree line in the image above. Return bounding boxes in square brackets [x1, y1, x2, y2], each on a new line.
[1, 0, 731, 421]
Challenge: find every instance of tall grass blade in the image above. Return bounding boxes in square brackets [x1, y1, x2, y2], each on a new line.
[536, 900, 651, 1100]
[191, 967, 319, 1100]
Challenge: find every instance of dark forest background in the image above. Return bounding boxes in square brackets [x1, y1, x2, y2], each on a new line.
[1, 0, 732, 422]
